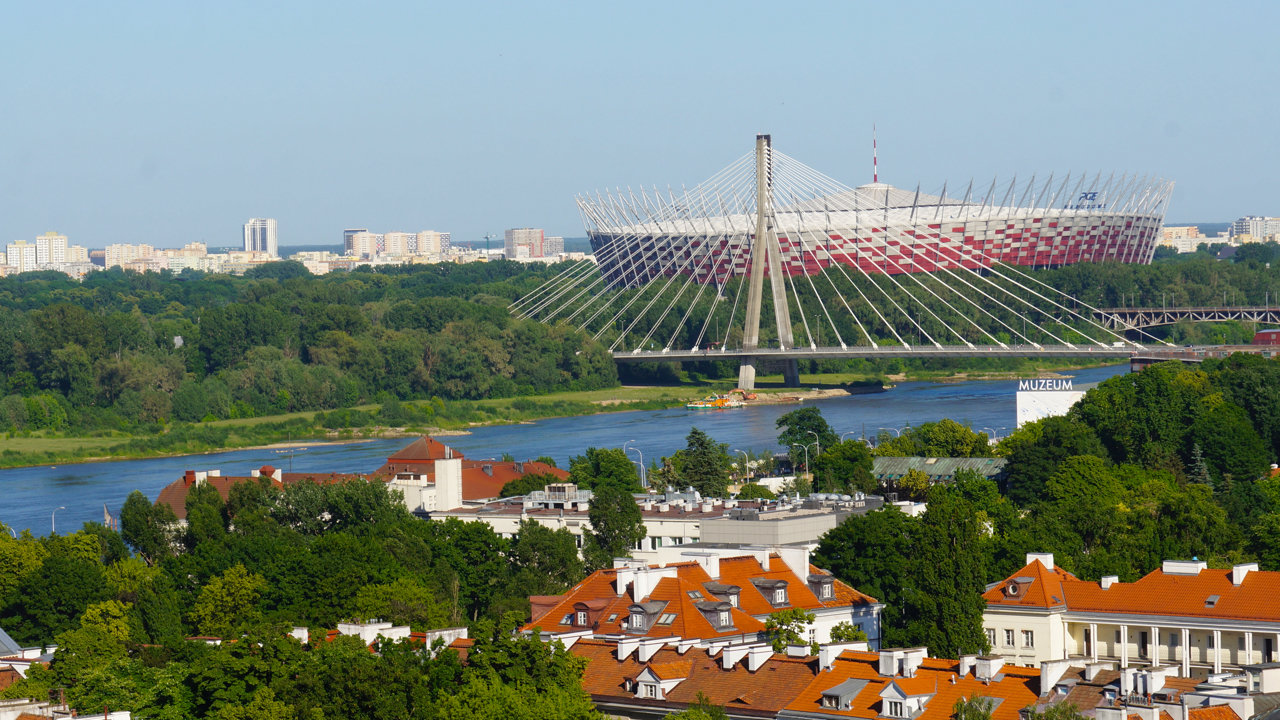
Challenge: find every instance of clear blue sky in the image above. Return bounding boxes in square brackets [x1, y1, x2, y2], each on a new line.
[3, 1, 1276, 248]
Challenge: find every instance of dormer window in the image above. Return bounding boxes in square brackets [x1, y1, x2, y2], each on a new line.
[822, 695, 839, 709]
[821, 584, 833, 599]
[887, 700, 905, 717]
[728, 594, 738, 607]
[576, 611, 588, 626]
[773, 588, 787, 604]
[718, 610, 730, 627]
[560, 613, 574, 625]
[631, 613, 645, 630]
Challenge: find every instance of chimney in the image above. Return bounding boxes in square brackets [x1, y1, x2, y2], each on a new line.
[880, 649, 906, 676]
[435, 458, 463, 511]
[617, 636, 641, 660]
[482, 463, 493, 476]
[1026, 552, 1055, 569]
[958, 654, 979, 677]
[1232, 563, 1259, 586]
[1041, 659, 1073, 691]
[1084, 661, 1115, 681]
[821, 643, 863, 671]
[1161, 559, 1207, 575]
[515, 461, 524, 474]
[184, 470, 196, 486]
[637, 636, 668, 662]
[722, 643, 752, 669]
[1101, 575, 1120, 589]
[746, 644, 773, 671]
[902, 648, 927, 677]
[975, 656, 1005, 681]
[1121, 667, 1137, 695]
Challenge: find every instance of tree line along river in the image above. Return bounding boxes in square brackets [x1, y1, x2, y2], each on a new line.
[0, 364, 1128, 535]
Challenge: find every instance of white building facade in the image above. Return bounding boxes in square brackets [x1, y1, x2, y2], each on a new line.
[243, 217, 278, 257]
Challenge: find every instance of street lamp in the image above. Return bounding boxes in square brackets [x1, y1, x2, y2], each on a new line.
[51, 506, 66, 535]
[807, 430, 821, 459]
[790, 443, 810, 473]
[840, 430, 860, 442]
[623, 440, 646, 488]
[733, 449, 751, 481]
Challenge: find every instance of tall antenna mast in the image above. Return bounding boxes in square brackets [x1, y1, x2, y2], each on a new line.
[873, 124, 878, 183]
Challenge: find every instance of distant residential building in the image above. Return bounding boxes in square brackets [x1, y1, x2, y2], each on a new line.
[243, 218, 278, 257]
[66, 244, 89, 263]
[34, 231, 67, 266]
[104, 243, 156, 269]
[984, 553, 1280, 675]
[505, 227, 545, 258]
[343, 228, 368, 254]
[543, 235, 565, 255]
[1231, 216, 1280, 242]
[345, 230, 382, 258]
[4, 240, 37, 273]
[382, 231, 416, 256]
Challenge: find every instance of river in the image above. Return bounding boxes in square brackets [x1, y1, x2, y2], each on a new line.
[0, 364, 1128, 535]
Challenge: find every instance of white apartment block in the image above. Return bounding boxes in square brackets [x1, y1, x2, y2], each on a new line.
[984, 553, 1280, 677]
[104, 243, 156, 268]
[5, 241, 37, 273]
[505, 227, 545, 258]
[35, 231, 68, 265]
[243, 217, 278, 257]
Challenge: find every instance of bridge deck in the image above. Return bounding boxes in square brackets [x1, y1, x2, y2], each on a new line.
[613, 344, 1139, 362]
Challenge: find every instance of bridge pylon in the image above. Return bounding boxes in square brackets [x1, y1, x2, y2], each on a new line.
[737, 134, 800, 390]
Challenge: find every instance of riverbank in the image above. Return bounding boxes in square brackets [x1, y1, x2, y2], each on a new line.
[0, 360, 1117, 470]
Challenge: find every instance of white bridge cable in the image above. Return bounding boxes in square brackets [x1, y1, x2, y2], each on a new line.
[678, 185, 753, 352]
[597, 169, 758, 349]
[767, 168, 847, 349]
[775, 154, 1162, 349]
[574, 158, 758, 334]
[765, 157, 910, 347]
[782, 162, 1046, 349]
[508, 257, 597, 315]
[634, 186, 737, 352]
[775, 157, 954, 348]
[775, 160, 997, 349]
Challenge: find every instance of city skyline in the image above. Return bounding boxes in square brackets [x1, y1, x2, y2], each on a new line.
[4, 1, 1279, 248]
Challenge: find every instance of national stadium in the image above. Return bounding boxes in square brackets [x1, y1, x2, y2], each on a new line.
[579, 140, 1173, 290]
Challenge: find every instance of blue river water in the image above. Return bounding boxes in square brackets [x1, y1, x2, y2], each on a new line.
[0, 364, 1128, 535]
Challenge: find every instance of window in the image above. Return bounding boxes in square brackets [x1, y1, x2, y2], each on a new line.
[887, 701, 904, 717]
[656, 613, 677, 626]
[1004, 629, 1015, 647]
[630, 613, 644, 630]
[1239, 637, 1246, 651]
[1207, 634, 1216, 649]
[606, 613, 618, 624]
[1022, 630, 1035, 648]
[728, 594, 738, 608]
[821, 584, 833, 599]
[1169, 633, 1178, 647]
[718, 610, 730, 627]
[773, 588, 787, 604]
[1115, 630, 1122, 644]
[560, 613, 574, 625]
[576, 611, 588, 626]
[822, 695, 839, 709]
[643, 683, 658, 699]
[985, 628, 996, 647]
[687, 591, 702, 600]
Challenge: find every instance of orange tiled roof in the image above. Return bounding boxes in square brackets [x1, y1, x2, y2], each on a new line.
[786, 651, 1042, 719]
[523, 554, 875, 640]
[1188, 707, 1241, 720]
[647, 660, 693, 680]
[986, 559, 1280, 623]
[570, 638, 818, 714]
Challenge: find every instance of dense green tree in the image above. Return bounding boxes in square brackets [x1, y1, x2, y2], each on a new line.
[1000, 416, 1108, 506]
[584, 484, 646, 572]
[671, 427, 732, 497]
[507, 520, 584, 597]
[499, 472, 558, 498]
[874, 419, 992, 458]
[189, 563, 268, 637]
[1, 551, 111, 644]
[776, 407, 839, 470]
[763, 608, 817, 653]
[351, 577, 446, 630]
[735, 483, 777, 500]
[811, 439, 875, 494]
[120, 490, 179, 564]
[568, 447, 643, 492]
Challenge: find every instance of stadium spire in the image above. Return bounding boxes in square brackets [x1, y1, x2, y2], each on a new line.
[873, 123, 878, 183]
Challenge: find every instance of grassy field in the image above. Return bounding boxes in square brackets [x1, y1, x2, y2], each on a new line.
[0, 436, 124, 454]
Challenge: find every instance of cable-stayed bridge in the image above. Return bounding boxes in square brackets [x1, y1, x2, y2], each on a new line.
[511, 135, 1176, 388]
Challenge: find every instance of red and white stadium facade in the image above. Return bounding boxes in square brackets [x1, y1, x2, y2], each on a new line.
[581, 157, 1173, 289]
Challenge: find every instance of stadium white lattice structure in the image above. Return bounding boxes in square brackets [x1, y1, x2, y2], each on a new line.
[512, 135, 1175, 388]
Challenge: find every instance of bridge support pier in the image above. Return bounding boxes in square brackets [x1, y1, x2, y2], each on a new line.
[736, 357, 800, 390]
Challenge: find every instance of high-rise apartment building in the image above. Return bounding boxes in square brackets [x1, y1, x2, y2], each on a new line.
[383, 232, 417, 256]
[66, 245, 90, 263]
[5, 241, 37, 273]
[243, 218, 279, 257]
[504, 228, 545, 258]
[1231, 216, 1280, 241]
[35, 232, 68, 265]
[346, 231, 382, 258]
[543, 236, 565, 256]
[104, 243, 156, 268]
